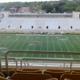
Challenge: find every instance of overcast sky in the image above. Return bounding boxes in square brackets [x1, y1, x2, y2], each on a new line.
[0, 0, 59, 3]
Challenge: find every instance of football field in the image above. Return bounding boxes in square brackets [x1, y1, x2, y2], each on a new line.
[0, 34, 80, 59]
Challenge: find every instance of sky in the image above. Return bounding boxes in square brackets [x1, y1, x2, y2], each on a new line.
[0, 0, 59, 3]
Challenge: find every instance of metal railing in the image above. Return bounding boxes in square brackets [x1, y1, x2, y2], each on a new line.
[4, 50, 80, 76]
[0, 57, 18, 72]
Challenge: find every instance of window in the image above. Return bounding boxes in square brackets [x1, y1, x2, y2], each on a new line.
[46, 26, 48, 29]
[31, 26, 33, 29]
[70, 26, 73, 29]
[58, 26, 60, 29]
[20, 25, 22, 28]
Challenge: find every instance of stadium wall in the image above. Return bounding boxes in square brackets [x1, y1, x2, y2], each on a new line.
[0, 18, 80, 34]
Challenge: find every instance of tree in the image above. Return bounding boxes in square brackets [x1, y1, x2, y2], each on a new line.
[76, 6, 80, 11]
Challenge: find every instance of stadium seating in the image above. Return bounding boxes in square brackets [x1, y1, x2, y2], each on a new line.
[60, 74, 80, 80]
[0, 72, 5, 77]
[45, 69, 68, 72]
[45, 78, 58, 80]
[2, 70, 16, 78]
[44, 70, 64, 80]
[1, 68, 80, 80]
[0, 18, 80, 32]
[0, 76, 8, 80]
[22, 68, 41, 71]
[11, 73, 53, 80]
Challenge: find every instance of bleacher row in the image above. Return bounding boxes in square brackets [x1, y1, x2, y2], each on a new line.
[0, 68, 80, 80]
[0, 18, 80, 30]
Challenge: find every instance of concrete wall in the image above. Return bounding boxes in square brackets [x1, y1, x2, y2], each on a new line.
[0, 18, 80, 33]
[72, 12, 80, 18]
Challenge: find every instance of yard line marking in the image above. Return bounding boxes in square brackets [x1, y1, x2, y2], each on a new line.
[70, 54, 73, 58]
[3, 36, 13, 47]
[71, 36, 80, 49]
[40, 36, 44, 58]
[63, 40, 70, 52]
[0, 35, 9, 56]
[68, 40, 77, 52]
[47, 36, 48, 58]
[59, 36, 66, 58]
[0, 35, 6, 45]
[32, 37, 38, 57]
[0, 35, 10, 47]
[52, 36, 56, 58]
[70, 36, 80, 58]
[24, 36, 34, 57]
[78, 55, 80, 58]
[16, 37, 28, 57]
[8, 35, 19, 56]
[13, 37, 24, 57]
[68, 36, 77, 58]
[58, 38, 62, 52]
[52, 36, 55, 51]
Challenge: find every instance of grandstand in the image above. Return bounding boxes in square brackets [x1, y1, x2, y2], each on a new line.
[0, 13, 80, 80]
[0, 18, 80, 33]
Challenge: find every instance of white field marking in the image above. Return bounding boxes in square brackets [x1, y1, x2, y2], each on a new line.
[61, 36, 72, 58]
[66, 36, 77, 58]
[70, 54, 73, 58]
[47, 36, 48, 52]
[33, 37, 38, 50]
[52, 36, 55, 51]
[13, 37, 23, 57]
[59, 36, 65, 58]
[68, 40, 77, 52]
[32, 36, 42, 57]
[32, 37, 38, 57]
[22, 37, 30, 57]
[70, 36, 80, 58]
[36, 37, 39, 38]
[20, 37, 28, 50]
[78, 55, 80, 58]
[24, 36, 34, 57]
[16, 37, 29, 57]
[59, 39, 68, 40]
[76, 37, 80, 46]
[23, 37, 31, 57]
[0, 36, 13, 56]
[73, 37, 80, 48]
[39, 36, 43, 58]
[52, 36, 57, 58]
[57, 37, 63, 58]
[2, 36, 12, 48]
[10, 36, 22, 57]
[7, 36, 18, 56]
[63, 40, 70, 52]
[59, 37, 64, 58]
[0, 35, 7, 48]
[51, 36, 55, 58]
[71, 36, 80, 47]
[58, 38, 62, 52]
[7, 36, 11, 38]
[13, 37, 23, 50]
[0, 35, 8, 45]
[47, 36, 48, 58]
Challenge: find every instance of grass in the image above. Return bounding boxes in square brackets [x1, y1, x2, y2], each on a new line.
[0, 33, 80, 59]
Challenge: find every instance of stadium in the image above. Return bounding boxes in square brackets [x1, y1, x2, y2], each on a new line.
[0, 12, 80, 80]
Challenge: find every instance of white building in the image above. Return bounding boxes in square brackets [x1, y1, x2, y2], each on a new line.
[0, 11, 80, 33]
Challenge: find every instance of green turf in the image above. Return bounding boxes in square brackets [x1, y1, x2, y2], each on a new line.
[0, 34, 80, 59]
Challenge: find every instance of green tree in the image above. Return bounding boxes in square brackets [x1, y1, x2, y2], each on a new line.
[76, 6, 80, 11]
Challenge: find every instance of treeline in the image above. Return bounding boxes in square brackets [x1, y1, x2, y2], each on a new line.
[0, 0, 80, 13]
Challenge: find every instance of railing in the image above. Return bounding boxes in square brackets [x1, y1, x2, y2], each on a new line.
[4, 50, 80, 76]
[0, 57, 18, 72]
